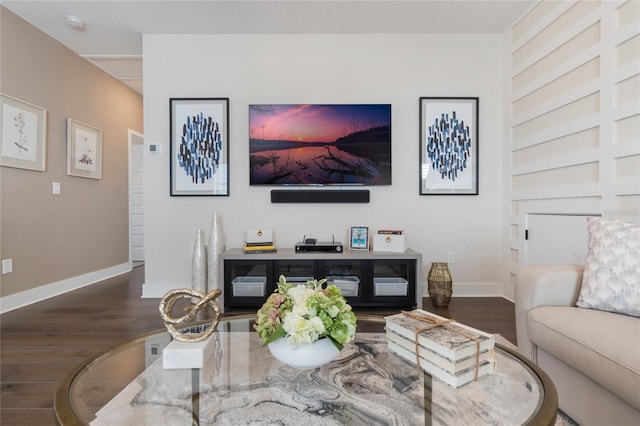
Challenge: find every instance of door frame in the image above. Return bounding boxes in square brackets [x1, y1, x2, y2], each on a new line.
[128, 129, 145, 266]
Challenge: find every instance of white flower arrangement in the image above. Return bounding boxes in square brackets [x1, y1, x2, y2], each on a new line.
[255, 275, 357, 349]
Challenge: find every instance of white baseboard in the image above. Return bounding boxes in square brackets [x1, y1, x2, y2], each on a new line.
[0, 262, 131, 314]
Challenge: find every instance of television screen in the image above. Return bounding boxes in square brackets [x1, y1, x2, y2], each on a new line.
[249, 104, 391, 185]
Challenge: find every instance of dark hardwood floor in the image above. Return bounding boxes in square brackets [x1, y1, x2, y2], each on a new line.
[0, 265, 516, 425]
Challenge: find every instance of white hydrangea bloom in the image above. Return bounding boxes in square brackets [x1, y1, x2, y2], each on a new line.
[283, 311, 326, 345]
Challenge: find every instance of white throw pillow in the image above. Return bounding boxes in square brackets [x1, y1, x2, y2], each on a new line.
[576, 217, 640, 317]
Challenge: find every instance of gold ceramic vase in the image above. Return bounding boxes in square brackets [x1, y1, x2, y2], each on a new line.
[427, 262, 453, 308]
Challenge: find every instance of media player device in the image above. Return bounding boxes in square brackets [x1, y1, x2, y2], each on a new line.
[295, 235, 343, 253]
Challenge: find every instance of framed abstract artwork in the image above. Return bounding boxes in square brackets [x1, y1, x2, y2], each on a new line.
[349, 226, 369, 250]
[67, 118, 102, 179]
[419, 97, 479, 195]
[170, 98, 229, 196]
[1, 93, 47, 171]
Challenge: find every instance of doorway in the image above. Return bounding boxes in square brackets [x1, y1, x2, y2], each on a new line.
[129, 130, 145, 263]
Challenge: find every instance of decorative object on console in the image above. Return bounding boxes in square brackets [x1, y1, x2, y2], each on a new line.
[419, 97, 479, 195]
[243, 229, 277, 253]
[349, 226, 369, 250]
[170, 98, 229, 196]
[1, 93, 47, 171]
[254, 275, 357, 369]
[67, 118, 102, 179]
[245, 229, 273, 244]
[191, 229, 207, 295]
[427, 262, 453, 307]
[373, 229, 407, 253]
[385, 310, 495, 388]
[576, 217, 640, 317]
[207, 212, 226, 303]
[158, 288, 222, 342]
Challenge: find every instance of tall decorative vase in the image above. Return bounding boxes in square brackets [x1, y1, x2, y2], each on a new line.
[207, 213, 226, 308]
[427, 262, 453, 308]
[191, 229, 207, 295]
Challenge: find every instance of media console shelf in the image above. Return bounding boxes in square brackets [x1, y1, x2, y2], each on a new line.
[222, 248, 423, 310]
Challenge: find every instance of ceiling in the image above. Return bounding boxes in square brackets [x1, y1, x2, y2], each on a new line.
[3, 1, 534, 95]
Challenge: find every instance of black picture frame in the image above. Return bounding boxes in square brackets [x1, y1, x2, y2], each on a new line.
[419, 97, 479, 195]
[170, 98, 229, 196]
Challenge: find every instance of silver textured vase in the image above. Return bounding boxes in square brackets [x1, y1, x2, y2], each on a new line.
[191, 229, 207, 295]
[207, 213, 226, 306]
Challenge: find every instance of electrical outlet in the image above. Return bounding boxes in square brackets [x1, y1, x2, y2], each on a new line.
[447, 251, 456, 264]
[2, 258, 13, 274]
[149, 343, 162, 355]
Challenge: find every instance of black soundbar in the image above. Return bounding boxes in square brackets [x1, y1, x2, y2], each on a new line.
[271, 189, 370, 203]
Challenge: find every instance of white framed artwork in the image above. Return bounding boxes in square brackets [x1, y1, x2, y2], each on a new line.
[67, 118, 103, 179]
[1, 93, 47, 171]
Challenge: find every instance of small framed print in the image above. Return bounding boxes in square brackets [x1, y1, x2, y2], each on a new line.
[1, 93, 47, 171]
[67, 118, 102, 179]
[349, 226, 369, 250]
[419, 97, 479, 195]
[170, 98, 229, 196]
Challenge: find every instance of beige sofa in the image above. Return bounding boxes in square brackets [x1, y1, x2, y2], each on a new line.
[516, 264, 640, 426]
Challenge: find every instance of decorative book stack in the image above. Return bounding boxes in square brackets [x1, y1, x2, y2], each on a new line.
[384, 309, 496, 388]
[242, 242, 277, 254]
[243, 229, 277, 254]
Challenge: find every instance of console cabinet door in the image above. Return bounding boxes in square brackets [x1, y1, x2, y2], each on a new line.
[274, 259, 316, 285]
[319, 259, 365, 304]
[224, 260, 273, 307]
[368, 259, 416, 307]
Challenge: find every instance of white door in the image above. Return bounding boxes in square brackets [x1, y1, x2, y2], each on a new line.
[525, 214, 592, 265]
[129, 131, 145, 262]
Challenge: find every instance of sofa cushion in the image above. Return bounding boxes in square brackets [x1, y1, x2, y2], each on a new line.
[576, 217, 640, 317]
[528, 306, 640, 410]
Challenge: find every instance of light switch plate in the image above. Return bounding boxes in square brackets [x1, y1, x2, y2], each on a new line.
[52, 182, 61, 195]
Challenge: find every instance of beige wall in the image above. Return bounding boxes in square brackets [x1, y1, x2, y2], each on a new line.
[0, 7, 143, 298]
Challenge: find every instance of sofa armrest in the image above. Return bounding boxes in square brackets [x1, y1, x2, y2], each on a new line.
[515, 264, 584, 359]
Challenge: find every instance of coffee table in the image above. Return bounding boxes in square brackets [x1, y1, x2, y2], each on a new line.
[55, 315, 557, 425]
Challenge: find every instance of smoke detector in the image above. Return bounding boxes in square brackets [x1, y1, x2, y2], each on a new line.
[65, 15, 85, 30]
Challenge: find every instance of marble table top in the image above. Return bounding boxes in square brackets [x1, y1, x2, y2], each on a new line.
[87, 330, 544, 425]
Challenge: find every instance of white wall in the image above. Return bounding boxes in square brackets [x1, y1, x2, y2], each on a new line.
[142, 34, 504, 297]
[503, 0, 640, 300]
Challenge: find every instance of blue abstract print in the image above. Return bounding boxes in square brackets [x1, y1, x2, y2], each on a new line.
[177, 112, 223, 184]
[425, 111, 471, 182]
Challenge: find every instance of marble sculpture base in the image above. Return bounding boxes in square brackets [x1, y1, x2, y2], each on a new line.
[162, 335, 215, 369]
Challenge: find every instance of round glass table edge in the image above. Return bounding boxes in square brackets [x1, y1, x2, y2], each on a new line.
[54, 314, 557, 426]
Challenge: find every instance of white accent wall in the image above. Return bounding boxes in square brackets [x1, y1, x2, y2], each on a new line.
[504, 0, 640, 300]
[142, 34, 505, 298]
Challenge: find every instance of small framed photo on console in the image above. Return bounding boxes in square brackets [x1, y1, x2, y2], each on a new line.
[349, 226, 369, 250]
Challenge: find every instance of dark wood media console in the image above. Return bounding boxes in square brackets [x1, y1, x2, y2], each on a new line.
[222, 248, 423, 310]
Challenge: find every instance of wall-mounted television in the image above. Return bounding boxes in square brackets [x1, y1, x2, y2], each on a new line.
[249, 104, 391, 185]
